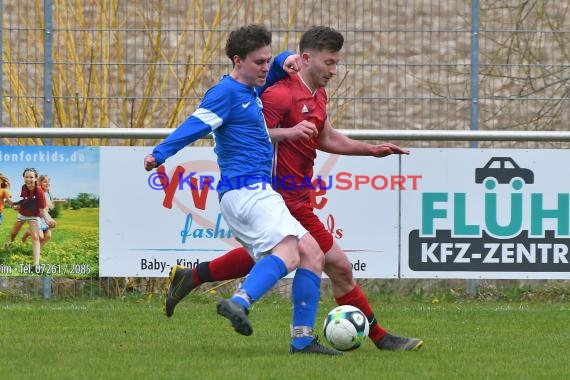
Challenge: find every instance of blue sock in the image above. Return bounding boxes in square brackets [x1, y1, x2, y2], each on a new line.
[231, 254, 288, 310]
[290, 268, 321, 349]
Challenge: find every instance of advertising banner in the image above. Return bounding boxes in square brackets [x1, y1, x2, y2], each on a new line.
[0, 146, 99, 277]
[401, 149, 570, 279]
[99, 147, 401, 278]
[6, 146, 567, 280]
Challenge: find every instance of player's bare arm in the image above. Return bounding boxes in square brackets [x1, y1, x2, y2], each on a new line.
[317, 120, 410, 156]
[369, 142, 410, 157]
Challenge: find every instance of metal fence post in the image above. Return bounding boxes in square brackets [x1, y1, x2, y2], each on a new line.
[42, 0, 54, 298]
[468, 0, 481, 296]
[470, 0, 480, 145]
[43, 276, 52, 299]
[43, 0, 53, 134]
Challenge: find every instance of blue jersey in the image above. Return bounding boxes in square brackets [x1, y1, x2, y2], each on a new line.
[151, 51, 293, 197]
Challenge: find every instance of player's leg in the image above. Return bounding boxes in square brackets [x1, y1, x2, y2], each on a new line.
[325, 245, 422, 350]
[164, 246, 253, 317]
[288, 233, 341, 355]
[217, 235, 299, 337]
[216, 187, 341, 355]
[21, 229, 31, 243]
[293, 204, 423, 351]
[216, 187, 300, 337]
[290, 204, 353, 296]
[40, 228, 51, 248]
[28, 219, 42, 268]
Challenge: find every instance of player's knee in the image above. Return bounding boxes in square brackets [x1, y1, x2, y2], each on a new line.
[298, 234, 325, 272]
[325, 257, 354, 283]
[299, 251, 325, 273]
[273, 235, 301, 271]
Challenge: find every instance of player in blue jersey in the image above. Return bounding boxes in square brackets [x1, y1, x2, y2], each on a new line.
[144, 24, 341, 355]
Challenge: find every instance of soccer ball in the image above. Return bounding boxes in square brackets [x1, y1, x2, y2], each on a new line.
[323, 305, 369, 351]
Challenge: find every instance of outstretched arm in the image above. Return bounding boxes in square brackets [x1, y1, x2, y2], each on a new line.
[144, 117, 212, 171]
[145, 51, 301, 172]
[144, 82, 233, 171]
[316, 120, 409, 157]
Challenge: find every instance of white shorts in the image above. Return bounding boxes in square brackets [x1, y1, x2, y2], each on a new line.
[17, 214, 41, 223]
[220, 184, 308, 260]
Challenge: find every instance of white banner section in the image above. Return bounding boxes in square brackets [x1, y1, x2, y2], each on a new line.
[100, 147, 401, 278]
[401, 149, 570, 279]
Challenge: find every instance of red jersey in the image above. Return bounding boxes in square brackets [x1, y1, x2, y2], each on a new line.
[261, 74, 328, 209]
[18, 184, 47, 217]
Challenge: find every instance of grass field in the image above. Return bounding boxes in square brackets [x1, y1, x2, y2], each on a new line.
[1, 295, 569, 380]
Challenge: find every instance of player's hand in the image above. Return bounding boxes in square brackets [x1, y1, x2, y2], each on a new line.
[144, 154, 157, 171]
[371, 143, 410, 157]
[283, 54, 301, 74]
[289, 120, 318, 141]
[47, 219, 56, 229]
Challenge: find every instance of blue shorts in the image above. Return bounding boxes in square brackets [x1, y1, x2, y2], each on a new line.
[38, 217, 50, 232]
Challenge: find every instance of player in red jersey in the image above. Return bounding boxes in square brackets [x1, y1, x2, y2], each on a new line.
[164, 26, 423, 351]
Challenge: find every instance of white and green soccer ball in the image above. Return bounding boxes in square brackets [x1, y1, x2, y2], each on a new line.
[323, 305, 369, 351]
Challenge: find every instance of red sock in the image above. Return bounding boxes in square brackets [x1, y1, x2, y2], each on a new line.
[192, 247, 254, 286]
[335, 284, 387, 343]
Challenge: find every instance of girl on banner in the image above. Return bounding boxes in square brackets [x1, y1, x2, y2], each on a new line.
[4, 168, 55, 270]
[22, 174, 56, 248]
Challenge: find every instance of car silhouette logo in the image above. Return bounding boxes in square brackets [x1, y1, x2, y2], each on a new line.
[475, 157, 534, 190]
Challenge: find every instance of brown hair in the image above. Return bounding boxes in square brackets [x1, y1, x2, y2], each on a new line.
[225, 24, 272, 65]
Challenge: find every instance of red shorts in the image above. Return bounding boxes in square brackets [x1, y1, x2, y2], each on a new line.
[289, 203, 333, 254]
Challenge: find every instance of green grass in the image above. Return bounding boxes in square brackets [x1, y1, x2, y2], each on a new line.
[0, 207, 98, 277]
[1, 296, 569, 380]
